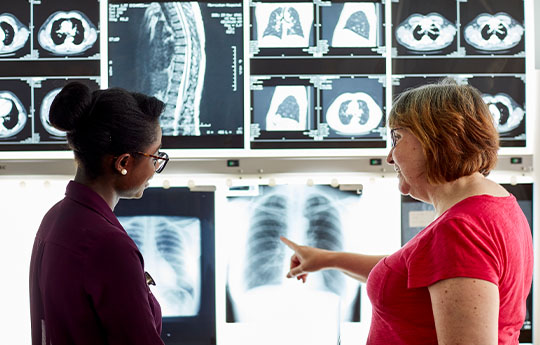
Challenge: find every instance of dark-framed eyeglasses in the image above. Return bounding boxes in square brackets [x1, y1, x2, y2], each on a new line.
[390, 127, 405, 148]
[135, 151, 169, 173]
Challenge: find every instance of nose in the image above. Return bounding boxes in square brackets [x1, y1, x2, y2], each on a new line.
[386, 147, 395, 165]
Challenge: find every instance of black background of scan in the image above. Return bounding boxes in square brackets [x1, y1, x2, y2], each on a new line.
[114, 187, 216, 345]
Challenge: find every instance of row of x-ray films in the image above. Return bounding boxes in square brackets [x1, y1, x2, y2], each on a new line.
[112, 181, 400, 345]
[111, 181, 532, 344]
[249, 0, 524, 57]
[0, 0, 529, 150]
[0, 1, 99, 59]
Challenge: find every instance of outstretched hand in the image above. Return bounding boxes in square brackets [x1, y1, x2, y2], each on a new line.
[280, 236, 329, 283]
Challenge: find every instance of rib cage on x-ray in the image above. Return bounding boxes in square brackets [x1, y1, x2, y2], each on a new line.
[263, 7, 304, 39]
[118, 215, 201, 317]
[136, 3, 205, 136]
[231, 186, 359, 322]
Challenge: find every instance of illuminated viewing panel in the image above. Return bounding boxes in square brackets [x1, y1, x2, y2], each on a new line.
[115, 187, 216, 344]
[400, 183, 533, 343]
[108, 1, 244, 149]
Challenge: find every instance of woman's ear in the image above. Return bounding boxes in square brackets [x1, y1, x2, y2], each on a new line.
[114, 153, 132, 176]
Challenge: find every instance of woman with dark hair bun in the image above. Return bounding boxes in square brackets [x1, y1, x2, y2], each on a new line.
[281, 79, 533, 344]
[29, 82, 169, 345]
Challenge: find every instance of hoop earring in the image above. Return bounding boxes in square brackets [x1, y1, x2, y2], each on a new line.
[121, 169, 127, 175]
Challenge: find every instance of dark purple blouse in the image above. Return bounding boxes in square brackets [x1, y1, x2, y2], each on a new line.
[29, 181, 164, 345]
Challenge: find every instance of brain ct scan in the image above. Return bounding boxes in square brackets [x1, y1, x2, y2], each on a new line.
[326, 92, 382, 135]
[482, 93, 524, 133]
[0, 13, 29, 55]
[226, 185, 361, 324]
[395, 13, 456, 52]
[118, 215, 202, 317]
[265, 86, 309, 131]
[331, 3, 378, 48]
[464, 13, 523, 51]
[0, 91, 27, 139]
[40, 88, 65, 138]
[254, 3, 313, 48]
[37, 10, 98, 55]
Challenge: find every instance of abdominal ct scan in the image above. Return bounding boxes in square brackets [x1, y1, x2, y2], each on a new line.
[0, 91, 27, 139]
[225, 185, 361, 324]
[265, 85, 308, 131]
[331, 3, 378, 48]
[0, 13, 29, 55]
[254, 2, 313, 48]
[118, 215, 202, 317]
[395, 13, 456, 52]
[463, 13, 523, 51]
[482, 93, 524, 133]
[37, 10, 97, 55]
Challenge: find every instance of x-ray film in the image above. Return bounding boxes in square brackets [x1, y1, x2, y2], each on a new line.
[118, 215, 202, 317]
[224, 184, 362, 325]
[321, 76, 384, 137]
[459, 0, 524, 56]
[395, 13, 456, 52]
[392, 0, 457, 56]
[108, 1, 244, 148]
[252, 2, 314, 48]
[33, 0, 100, 58]
[114, 187, 216, 344]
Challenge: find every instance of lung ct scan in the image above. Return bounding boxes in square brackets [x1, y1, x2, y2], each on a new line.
[108, 1, 244, 148]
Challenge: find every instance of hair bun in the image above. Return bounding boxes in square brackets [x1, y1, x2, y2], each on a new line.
[49, 82, 93, 132]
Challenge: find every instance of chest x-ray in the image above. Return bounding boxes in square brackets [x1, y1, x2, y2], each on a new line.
[0, 91, 27, 139]
[395, 13, 456, 52]
[118, 216, 202, 317]
[37, 10, 97, 55]
[0, 13, 29, 56]
[265, 85, 309, 131]
[254, 3, 313, 48]
[225, 185, 362, 324]
[463, 13, 523, 51]
[330, 3, 378, 48]
[482, 93, 524, 134]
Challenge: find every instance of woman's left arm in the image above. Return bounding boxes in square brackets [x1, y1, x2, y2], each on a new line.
[429, 277, 499, 345]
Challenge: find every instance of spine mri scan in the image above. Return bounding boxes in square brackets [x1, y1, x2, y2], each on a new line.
[135, 3, 206, 136]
